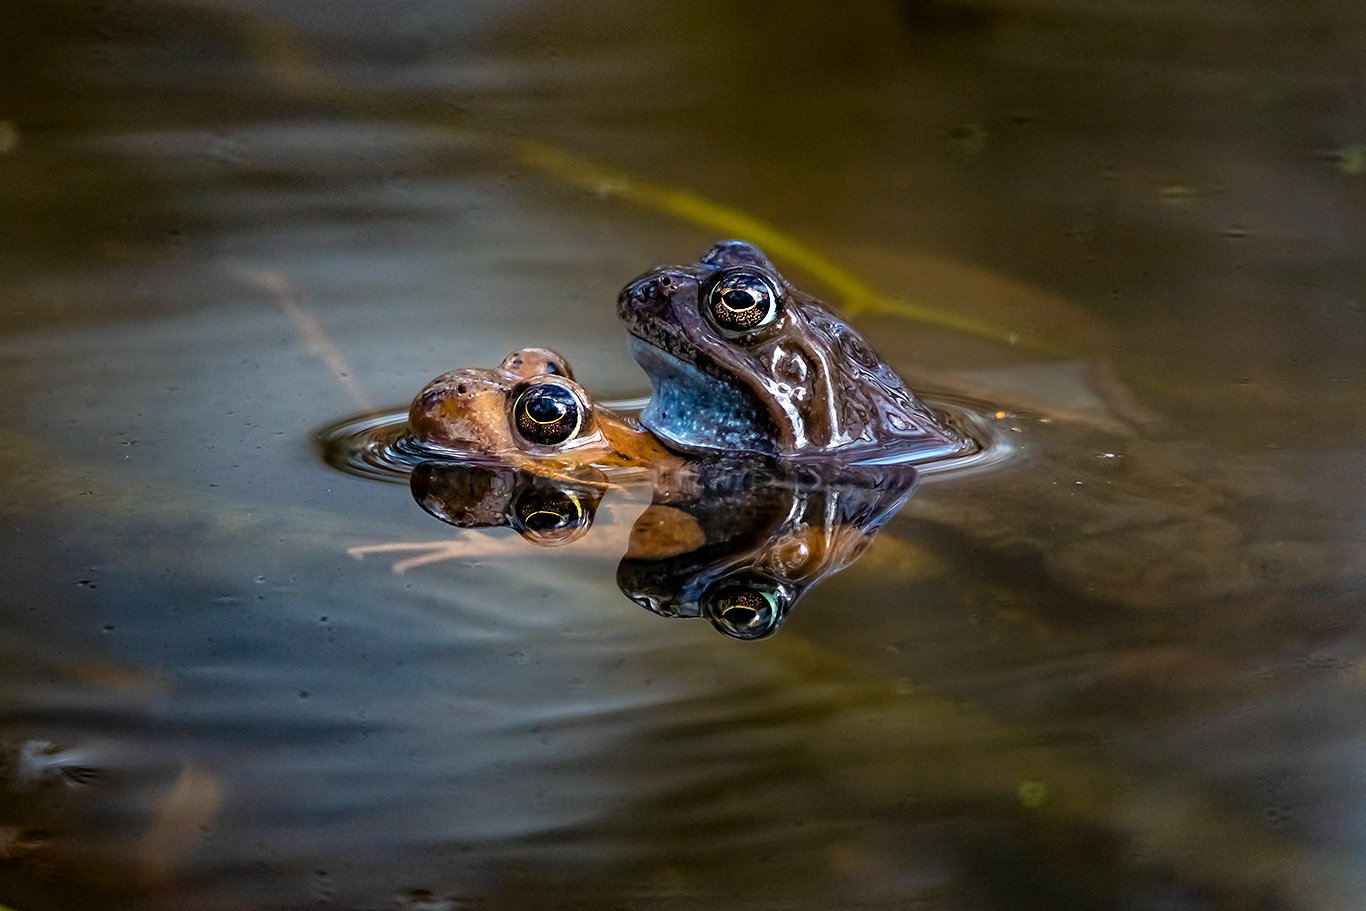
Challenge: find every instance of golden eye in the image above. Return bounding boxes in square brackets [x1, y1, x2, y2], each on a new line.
[703, 575, 786, 640]
[510, 379, 586, 447]
[514, 487, 587, 534]
[704, 269, 781, 335]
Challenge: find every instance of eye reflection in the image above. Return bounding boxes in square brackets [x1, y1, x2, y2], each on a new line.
[704, 268, 781, 335]
[512, 485, 593, 545]
[408, 461, 603, 547]
[404, 456, 917, 641]
[703, 573, 788, 640]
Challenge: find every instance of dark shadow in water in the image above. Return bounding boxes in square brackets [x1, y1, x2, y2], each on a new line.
[411, 458, 917, 639]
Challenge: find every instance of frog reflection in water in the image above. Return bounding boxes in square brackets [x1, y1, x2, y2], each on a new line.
[409, 458, 916, 639]
[619, 240, 966, 463]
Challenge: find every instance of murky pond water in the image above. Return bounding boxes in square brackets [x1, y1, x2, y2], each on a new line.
[3, 2, 1366, 909]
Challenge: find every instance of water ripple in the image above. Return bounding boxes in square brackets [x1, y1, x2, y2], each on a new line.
[316, 394, 1012, 483]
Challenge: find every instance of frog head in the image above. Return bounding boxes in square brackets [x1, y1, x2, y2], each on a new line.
[407, 348, 662, 471]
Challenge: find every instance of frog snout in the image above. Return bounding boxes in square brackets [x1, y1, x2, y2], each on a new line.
[618, 269, 690, 322]
[621, 274, 668, 309]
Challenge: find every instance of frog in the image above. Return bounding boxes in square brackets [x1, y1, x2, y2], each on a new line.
[617, 240, 967, 464]
[406, 347, 675, 475]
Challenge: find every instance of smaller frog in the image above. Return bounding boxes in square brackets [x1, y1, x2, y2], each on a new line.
[407, 347, 673, 474]
[618, 240, 965, 463]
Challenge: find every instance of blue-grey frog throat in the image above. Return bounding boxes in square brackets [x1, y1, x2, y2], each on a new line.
[617, 240, 964, 463]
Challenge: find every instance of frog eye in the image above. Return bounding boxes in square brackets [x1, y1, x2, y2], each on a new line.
[512, 484, 594, 545]
[510, 378, 589, 447]
[704, 268, 782, 336]
[702, 573, 788, 640]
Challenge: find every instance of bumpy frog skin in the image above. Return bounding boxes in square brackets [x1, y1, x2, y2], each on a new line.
[618, 240, 963, 463]
[407, 347, 672, 473]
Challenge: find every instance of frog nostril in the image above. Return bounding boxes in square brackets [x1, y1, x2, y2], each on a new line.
[624, 276, 666, 309]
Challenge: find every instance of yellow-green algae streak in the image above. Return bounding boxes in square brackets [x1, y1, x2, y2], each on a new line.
[219, 0, 1062, 356]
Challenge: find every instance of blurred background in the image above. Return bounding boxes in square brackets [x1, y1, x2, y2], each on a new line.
[1, 2, 1364, 909]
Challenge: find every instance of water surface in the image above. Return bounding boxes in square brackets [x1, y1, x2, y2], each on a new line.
[2, 2, 1365, 909]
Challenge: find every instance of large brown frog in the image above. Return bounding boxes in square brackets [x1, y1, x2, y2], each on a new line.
[618, 240, 965, 463]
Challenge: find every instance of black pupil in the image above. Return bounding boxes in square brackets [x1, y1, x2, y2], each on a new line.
[719, 601, 760, 625]
[513, 383, 582, 446]
[517, 490, 581, 532]
[527, 393, 566, 423]
[524, 508, 569, 531]
[723, 289, 757, 310]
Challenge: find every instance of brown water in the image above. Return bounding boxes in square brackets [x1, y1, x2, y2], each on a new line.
[2, 2, 1366, 909]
